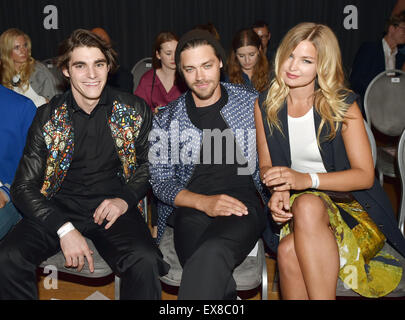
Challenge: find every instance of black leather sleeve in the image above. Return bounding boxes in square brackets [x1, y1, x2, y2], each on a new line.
[118, 96, 153, 210]
[10, 105, 69, 234]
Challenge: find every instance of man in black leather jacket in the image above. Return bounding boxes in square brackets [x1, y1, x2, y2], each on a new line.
[0, 29, 168, 299]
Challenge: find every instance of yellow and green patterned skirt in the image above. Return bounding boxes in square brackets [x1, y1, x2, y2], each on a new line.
[279, 191, 403, 298]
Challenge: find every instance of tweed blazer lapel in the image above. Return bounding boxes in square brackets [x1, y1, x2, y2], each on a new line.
[221, 85, 258, 175]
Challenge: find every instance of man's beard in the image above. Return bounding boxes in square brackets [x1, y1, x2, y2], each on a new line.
[190, 80, 218, 101]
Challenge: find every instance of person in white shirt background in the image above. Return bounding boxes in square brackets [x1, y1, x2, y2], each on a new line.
[349, 13, 405, 104]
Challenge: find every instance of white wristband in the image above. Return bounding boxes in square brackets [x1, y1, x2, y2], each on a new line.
[309, 173, 320, 189]
[57, 222, 75, 238]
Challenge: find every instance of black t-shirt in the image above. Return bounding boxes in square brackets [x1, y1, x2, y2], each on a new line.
[185, 85, 260, 207]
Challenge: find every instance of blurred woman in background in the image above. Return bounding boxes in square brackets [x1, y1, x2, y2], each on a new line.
[227, 28, 270, 92]
[134, 31, 186, 114]
[0, 28, 57, 107]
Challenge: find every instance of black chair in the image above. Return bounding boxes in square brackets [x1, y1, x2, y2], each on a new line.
[397, 128, 405, 236]
[131, 57, 153, 93]
[41, 58, 68, 94]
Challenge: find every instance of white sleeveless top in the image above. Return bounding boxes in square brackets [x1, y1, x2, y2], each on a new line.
[288, 107, 327, 174]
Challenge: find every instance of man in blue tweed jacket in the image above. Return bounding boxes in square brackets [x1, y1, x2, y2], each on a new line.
[149, 30, 268, 300]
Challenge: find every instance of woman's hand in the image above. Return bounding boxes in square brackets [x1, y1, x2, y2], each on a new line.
[262, 166, 312, 191]
[268, 190, 292, 223]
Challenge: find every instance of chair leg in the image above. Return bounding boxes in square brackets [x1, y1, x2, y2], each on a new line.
[272, 267, 279, 293]
[261, 258, 268, 300]
[114, 275, 121, 300]
[259, 241, 268, 300]
[379, 170, 384, 186]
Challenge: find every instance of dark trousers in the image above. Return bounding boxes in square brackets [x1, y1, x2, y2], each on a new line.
[0, 208, 169, 300]
[149, 191, 158, 227]
[173, 203, 265, 300]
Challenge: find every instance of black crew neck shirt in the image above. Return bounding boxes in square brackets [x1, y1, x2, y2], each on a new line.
[185, 85, 259, 206]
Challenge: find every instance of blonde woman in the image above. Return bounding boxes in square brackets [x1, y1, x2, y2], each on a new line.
[0, 28, 57, 107]
[255, 22, 405, 299]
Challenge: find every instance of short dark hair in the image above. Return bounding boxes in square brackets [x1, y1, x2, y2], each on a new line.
[57, 29, 118, 73]
[384, 13, 405, 34]
[252, 20, 270, 30]
[194, 23, 221, 41]
[175, 29, 226, 76]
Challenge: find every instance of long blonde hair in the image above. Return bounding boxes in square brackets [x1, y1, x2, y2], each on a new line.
[264, 22, 351, 143]
[0, 28, 36, 90]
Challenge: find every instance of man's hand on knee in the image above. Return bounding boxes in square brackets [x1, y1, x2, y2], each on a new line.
[174, 190, 248, 217]
[199, 194, 248, 217]
[93, 198, 129, 229]
[60, 229, 94, 272]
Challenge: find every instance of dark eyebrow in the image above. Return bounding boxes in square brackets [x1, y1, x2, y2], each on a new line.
[94, 59, 107, 64]
[182, 59, 215, 69]
[201, 59, 215, 66]
[71, 61, 85, 67]
[71, 59, 107, 67]
[182, 64, 194, 69]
